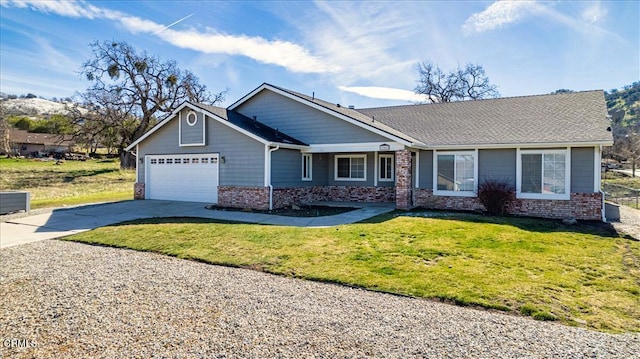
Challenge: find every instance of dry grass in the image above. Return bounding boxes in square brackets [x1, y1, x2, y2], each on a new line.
[0, 158, 134, 208]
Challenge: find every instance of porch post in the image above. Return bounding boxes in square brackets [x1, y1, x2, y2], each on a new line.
[395, 149, 412, 210]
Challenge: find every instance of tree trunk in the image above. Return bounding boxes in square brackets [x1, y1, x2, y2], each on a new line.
[120, 150, 136, 170]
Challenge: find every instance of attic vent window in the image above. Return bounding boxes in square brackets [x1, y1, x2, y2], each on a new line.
[186, 111, 198, 126]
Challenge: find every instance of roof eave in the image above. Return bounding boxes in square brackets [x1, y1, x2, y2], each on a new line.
[426, 140, 614, 150]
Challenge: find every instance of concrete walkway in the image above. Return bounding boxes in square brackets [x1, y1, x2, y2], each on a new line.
[0, 200, 395, 249]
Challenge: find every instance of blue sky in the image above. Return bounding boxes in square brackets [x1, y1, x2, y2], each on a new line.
[1, 0, 638, 107]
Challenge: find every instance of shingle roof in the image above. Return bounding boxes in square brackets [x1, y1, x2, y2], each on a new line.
[9, 129, 74, 146]
[191, 102, 307, 146]
[356, 90, 613, 147]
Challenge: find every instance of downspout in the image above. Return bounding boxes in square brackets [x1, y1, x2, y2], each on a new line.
[267, 144, 280, 210]
[598, 145, 607, 222]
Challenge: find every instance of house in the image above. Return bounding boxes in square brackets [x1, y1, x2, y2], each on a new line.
[8, 129, 74, 156]
[126, 83, 613, 220]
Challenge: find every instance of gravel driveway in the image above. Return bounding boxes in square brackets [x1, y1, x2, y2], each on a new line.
[1, 240, 638, 358]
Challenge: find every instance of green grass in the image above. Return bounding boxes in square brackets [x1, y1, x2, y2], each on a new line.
[66, 213, 640, 333]
[0, 158, 135, 209]
[603, 170, 640, 188]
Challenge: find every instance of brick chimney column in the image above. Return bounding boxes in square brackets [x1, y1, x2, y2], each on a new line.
[395, 149, 412, 210]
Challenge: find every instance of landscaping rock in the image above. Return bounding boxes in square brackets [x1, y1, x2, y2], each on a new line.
[1, 240, 638, 358]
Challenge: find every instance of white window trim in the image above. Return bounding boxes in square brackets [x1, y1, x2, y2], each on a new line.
[378, 154, 394, 182]
[334, 154, 367, 182]
[433, 150, 478, 197]
[302, 153, 312, 181]
[516, 148, 571, 200]
[179, 110, 206, 147]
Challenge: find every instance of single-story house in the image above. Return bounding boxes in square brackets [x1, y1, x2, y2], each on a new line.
[9, 129, 74, 156]
[126, 83, 613, 221]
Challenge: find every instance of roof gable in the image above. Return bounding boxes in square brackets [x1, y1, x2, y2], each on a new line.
[357, 90, 613, 148]
[228, 83, 424, 147]
[125, 101, 307, 151]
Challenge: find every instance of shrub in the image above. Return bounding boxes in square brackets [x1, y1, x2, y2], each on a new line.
[478, 178, 515, 215]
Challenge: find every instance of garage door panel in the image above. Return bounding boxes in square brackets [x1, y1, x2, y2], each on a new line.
[146, 154, 219, 203]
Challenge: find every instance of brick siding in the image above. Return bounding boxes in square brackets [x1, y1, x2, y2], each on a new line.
[272, 186, 395, 209]
[218, 186, 270, 210]
[133, 182, 145, 200]
[395, 150, 412, 210]
[414, 189, 602, 220]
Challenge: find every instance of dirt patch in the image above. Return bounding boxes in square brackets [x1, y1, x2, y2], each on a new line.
[205, 204, 357, 217]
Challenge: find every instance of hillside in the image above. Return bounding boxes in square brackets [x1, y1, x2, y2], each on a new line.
[0, 97, 71, 116]
[606, 81, 640, 128]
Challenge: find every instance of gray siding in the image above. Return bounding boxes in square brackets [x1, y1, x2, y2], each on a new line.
[417, 150, 433, 189]
[571, 147, 595, 193]
[179, 109, 205, 145]
[138, 114, 265, 186]
[272, 149, 306, 187]
[327, 152, 378, 187]
[478, 149, 516, 186]
[272, 151, 331, 187]
[0, 191, 29, 214]
[235, 91, 389, 144]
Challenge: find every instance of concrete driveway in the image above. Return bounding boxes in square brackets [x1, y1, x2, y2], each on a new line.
[0, 200, 394, 249]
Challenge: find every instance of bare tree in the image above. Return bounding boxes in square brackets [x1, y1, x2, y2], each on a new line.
[80, 41, 227, 168]
[415, 61, 499, 103]
[616, 126, 640, 177]
[0, 103, 11, 156]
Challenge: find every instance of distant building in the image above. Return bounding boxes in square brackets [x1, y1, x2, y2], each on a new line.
[8, 129, 74, 156]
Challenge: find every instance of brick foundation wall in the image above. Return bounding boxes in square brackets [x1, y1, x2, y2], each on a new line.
[134, 182, 145, 200]
[508, 193, 602, 220]
[218, 186, 270, 210]
[413, 189, 485, 211]
[272, 186, 395, 210]
[414, 189, 603, 220]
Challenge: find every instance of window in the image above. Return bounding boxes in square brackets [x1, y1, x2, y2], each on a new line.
[186, 111, 198, 126]
[518, 149, 569, 200]
[434, 151, 476, 196]
[302, 154, 312, 181]
[379, 154, 394, 182]
[335, 155, 366, 181]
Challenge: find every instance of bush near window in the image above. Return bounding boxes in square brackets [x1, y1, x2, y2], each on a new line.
[478, 179, 515, 215]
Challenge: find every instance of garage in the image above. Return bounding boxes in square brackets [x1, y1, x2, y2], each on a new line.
[145, 154, 219, 203]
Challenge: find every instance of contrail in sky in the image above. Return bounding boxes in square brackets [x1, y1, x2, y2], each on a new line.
[152, 13, 195, 35]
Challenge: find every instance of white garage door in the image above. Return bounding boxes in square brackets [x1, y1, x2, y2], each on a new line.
[146, 154, 219, 203]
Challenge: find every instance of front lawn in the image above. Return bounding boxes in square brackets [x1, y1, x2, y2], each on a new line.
[66, 212, 640, 333]
[0, 158, 135, 209]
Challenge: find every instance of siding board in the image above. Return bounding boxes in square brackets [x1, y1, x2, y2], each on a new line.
[478, 149, 516, 186]
[418, 150, 433, 189]
[138, 114, 264, 186]
[571, 147, 595, 193]
[235, 91, 389, 144]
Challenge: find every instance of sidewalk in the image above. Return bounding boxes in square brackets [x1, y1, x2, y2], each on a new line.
[0, 200, 395, 249]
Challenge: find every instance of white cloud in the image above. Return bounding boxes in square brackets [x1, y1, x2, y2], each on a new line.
[462, 0, 540, 35]
[338, 86, 427, 102]
[1, 0, 97, 18]
[581, 2, 607, 24]
[1, 0, 338, 74]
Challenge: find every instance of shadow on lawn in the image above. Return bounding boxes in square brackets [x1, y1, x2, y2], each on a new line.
[12, 168, 120, 187]
[362, 209, 620, 238]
